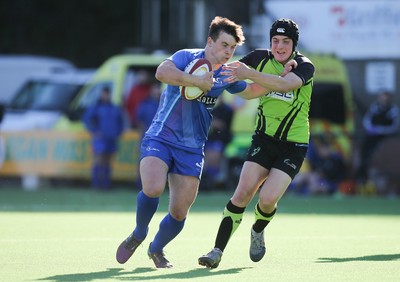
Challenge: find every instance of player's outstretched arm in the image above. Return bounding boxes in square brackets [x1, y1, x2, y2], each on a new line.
[223, 60, 300, 93]
[235, 59, 298, 100]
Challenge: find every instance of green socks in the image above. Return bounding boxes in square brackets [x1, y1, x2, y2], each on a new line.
[214, 201, 245, 252]
[253, 204, 276, 233]
[213, 201, 277, 251]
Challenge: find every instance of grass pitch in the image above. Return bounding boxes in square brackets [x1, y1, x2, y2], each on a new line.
[0, 187, 399, 282]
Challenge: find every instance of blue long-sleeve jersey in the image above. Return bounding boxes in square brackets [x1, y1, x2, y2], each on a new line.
[144, 49, 246, 153]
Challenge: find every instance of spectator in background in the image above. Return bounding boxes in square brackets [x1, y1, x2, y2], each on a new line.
[357, 91, 400, 183]
[83, 87, 125, 191]
[124, 70, 152, 128]
[292, 135, 346, 195]
[201, 95, 234, 191]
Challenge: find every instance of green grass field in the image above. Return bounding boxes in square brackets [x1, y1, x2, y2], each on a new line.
[1, 187, 399, 282]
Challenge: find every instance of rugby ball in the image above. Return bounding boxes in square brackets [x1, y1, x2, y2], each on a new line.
[179, 58, 212, 100]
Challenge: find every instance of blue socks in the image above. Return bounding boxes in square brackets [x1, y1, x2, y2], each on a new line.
[91, 163, 111, 189]
[132, 191, 185, 252]
[150, 213, 185, 253]
[133, 191, 159, 240]
[91, 164, 100, 188]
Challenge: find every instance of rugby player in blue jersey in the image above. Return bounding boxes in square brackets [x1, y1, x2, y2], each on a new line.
[116, 16, 294, 268]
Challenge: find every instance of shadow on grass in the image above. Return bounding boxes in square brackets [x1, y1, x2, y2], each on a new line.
[38, 266, 252, 281]
[316, 253, 400, 263]
[37, 268, 127, 282]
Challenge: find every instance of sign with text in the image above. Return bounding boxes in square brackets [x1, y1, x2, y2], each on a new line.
[0, 131, 140, 181]
[265, 0, 400, 59]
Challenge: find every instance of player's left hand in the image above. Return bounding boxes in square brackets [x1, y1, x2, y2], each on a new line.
[281, 59, 298, 77]
[221, 61, 250, 83]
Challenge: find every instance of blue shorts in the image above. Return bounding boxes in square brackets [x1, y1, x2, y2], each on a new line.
[92, 138, 117, 154]
[140, 138, 204, 179]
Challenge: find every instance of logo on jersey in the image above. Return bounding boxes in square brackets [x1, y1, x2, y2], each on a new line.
[250, 146, 261, 157]
[213, 77, 222, 84]
[146, 146, 160, 152]
[266, 91, 294, 102]
[284, 158, 297, 170]
[197, 95, 218, 105]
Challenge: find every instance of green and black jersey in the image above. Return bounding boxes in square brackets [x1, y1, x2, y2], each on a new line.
[240, 49, 315, 144]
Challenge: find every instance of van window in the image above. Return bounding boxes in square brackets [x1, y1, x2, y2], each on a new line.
[309, 83, 346, 124]
[77, 83, 113, 108]
[8, 81, 81, 112]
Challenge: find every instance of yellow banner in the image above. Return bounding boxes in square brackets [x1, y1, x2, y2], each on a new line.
[0, 130, 140, 181]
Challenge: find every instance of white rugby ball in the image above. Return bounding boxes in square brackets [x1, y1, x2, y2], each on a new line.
[180, 58, 212, 100]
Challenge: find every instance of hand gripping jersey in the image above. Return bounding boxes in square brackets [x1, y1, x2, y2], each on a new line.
[240, 50, 315, 144]
[144, 49, 247, 152]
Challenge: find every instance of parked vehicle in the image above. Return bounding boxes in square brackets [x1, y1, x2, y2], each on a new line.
[0, 55, 75, 104]
[56, 53, 167, 130]
[1, 70, 94, 131]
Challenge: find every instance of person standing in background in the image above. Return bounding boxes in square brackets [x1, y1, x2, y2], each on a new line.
[83, 87, 125, 191]
[135, 81, 162, 139]
[357, 90, 400, 183]
[124, 70, 152, 128]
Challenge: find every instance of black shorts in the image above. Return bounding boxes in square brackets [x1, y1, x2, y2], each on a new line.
[245, 133, 308, 179]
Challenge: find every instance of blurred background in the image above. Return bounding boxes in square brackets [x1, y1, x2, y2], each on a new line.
[0, 0, 399, 196]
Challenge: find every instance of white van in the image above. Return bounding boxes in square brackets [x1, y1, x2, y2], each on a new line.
[0, 55, 76, 104]
[1, 69, 94, 131]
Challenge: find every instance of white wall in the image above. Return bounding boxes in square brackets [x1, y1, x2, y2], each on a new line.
[262, 0, 400, 59]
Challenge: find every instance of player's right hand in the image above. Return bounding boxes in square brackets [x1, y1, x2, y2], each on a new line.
[197, 71, 214, 92]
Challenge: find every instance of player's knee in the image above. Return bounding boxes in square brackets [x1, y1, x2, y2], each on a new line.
[142, 186, 163, 198]
[169, 210, 187, 221]
[258, 194, 278, 210]
[232, 189, 253, 206]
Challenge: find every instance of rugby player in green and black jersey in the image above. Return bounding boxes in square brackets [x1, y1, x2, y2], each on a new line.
[199, 18, 315, 268]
